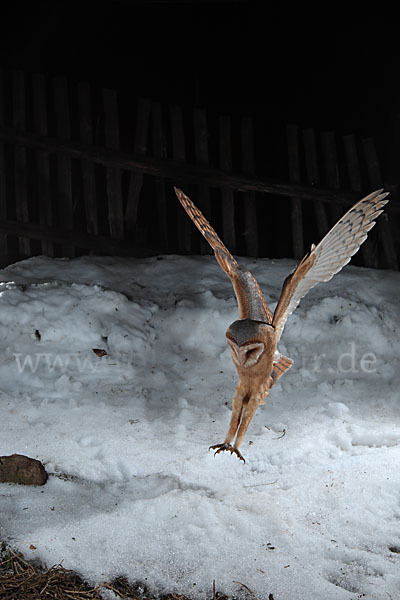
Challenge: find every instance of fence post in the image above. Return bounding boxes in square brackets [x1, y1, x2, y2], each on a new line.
[13, 70, 30, 258]
[194, 107, 211, 254]
[78, 82, 98, 239]
[152, 102, 168, 249]
[170, 104, 191, 251]
[362, 137, 398, 270]
[33, 73, 54, 256]
[219, 115, 236, 253]
[343, 134, 377, 268]
[286, 124, 304, 259]
[303, 128, 329, 239]
[54, 76, 75, 256]
[241, 116, 258, 256]
[125, 98, 151, 236]
[0, 68, 8, 260]
[103, 88, 124, 240]
[321, 131, 342, 224]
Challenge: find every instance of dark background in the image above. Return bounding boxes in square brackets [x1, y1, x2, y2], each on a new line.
[1, 3, 398, 137]
[1, 2, 399, 263]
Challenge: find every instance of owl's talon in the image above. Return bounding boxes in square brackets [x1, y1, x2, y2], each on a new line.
[209, 443, 245, 463]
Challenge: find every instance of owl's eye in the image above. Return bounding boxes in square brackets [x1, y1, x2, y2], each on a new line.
[246, 348, 258, 358]
[243, 343, 264, 365]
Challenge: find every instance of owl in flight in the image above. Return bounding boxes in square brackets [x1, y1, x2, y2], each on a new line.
[174, 187, 389, 462]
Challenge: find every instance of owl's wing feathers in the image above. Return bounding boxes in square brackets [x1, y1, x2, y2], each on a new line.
[174, 187, 273, 323]
[272, 189, 390, 342]
[271, 354, 294, 384]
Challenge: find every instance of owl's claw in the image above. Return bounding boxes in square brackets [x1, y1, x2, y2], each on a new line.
[208, 443, 245, 463]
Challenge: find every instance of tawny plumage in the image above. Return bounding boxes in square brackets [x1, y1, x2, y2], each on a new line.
[174, 187, 390, 462]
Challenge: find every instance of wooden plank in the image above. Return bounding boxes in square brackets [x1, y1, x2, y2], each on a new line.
[362, 137, 382, 188]
[194, 107, 211, 254]
[343, 134, 363, 191]
[170, 105, 185, 160]
[32, 73, 53, 256]
[54, 76, 74, 256]
[13, 70, 30, 257]
[362, 137, 398, 270]
[342, 134, 376, 268]
[219, 115, 236, 252]
[0, 68, 8, 257]
[303, 128, 329, 238]
[125, 97, 151, 234]
[170, 104, 191, 251]
[151, 102, 168, 249]
[286, 124, 304, 259]
[0, 217, 148, 255]
[103, 88, 124, 239]
[2, 125, 400, 212]
[78, 82, 97, 239]
[321, 131, 342, 223]
[241, 116, 258, 256]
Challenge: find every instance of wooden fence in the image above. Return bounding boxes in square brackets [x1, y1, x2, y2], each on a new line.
[0, 67, 398, 269]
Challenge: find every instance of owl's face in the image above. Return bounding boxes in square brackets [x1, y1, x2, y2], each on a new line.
[227, 339, 265, 368]
[226, 319, 273, 369]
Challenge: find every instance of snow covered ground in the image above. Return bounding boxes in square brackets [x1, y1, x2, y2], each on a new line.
[0, 253, 400, 599]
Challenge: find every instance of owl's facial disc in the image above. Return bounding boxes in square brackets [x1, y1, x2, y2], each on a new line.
[227, 339, 265, 368]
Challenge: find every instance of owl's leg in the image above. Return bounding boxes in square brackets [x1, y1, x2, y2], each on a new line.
[232, 396, 259, 451]
[209, 388, 247, 462]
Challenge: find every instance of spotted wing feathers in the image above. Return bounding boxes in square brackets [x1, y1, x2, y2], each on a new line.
[174, 187, 272, 323]
[272, 189, 390, 341]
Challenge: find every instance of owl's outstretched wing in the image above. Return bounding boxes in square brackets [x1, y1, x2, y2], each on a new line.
[273, 189, 390, 342]
[174, 187, 272, 323]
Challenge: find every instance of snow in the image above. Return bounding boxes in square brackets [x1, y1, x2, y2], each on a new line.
[1, 253, 400, 599]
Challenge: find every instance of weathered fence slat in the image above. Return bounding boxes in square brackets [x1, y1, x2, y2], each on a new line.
[103, 88, 124, 240]
[286, 124, 304, 259]
[54, 76, 75, 256]
[194, 107, 211, 254]
[151, 102, 168, 249]
[2, 125, 395, 210]
[0, 218, 142, 256]
[33, 73, 53, 256]
[321, 131, 342, 223]
[241, 116, 258, 256]
[125, 97, 151, 234]
[362, 137, 398, 270]
[343, 134, 376, 268]
[152, 102, 168, 249]
[219, 115, 236, 252]
[0, 68, 398, 271]
[303, 128, 329, 238]
[13, 71, 30, 257]
[343, 134, 362, 192]
[170, 105, 191, 251]
[78, 82, 98, 238]
[0, 68, 8, 257]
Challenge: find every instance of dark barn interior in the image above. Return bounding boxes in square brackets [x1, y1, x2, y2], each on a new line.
[1, 3, 400, 270]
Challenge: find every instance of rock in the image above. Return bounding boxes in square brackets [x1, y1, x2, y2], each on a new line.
[0, 454, 48, 485]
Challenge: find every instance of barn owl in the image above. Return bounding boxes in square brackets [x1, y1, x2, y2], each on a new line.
[174, 187, 389, 462]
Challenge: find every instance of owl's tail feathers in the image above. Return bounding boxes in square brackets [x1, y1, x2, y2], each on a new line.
[271, 354, 293, 385]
